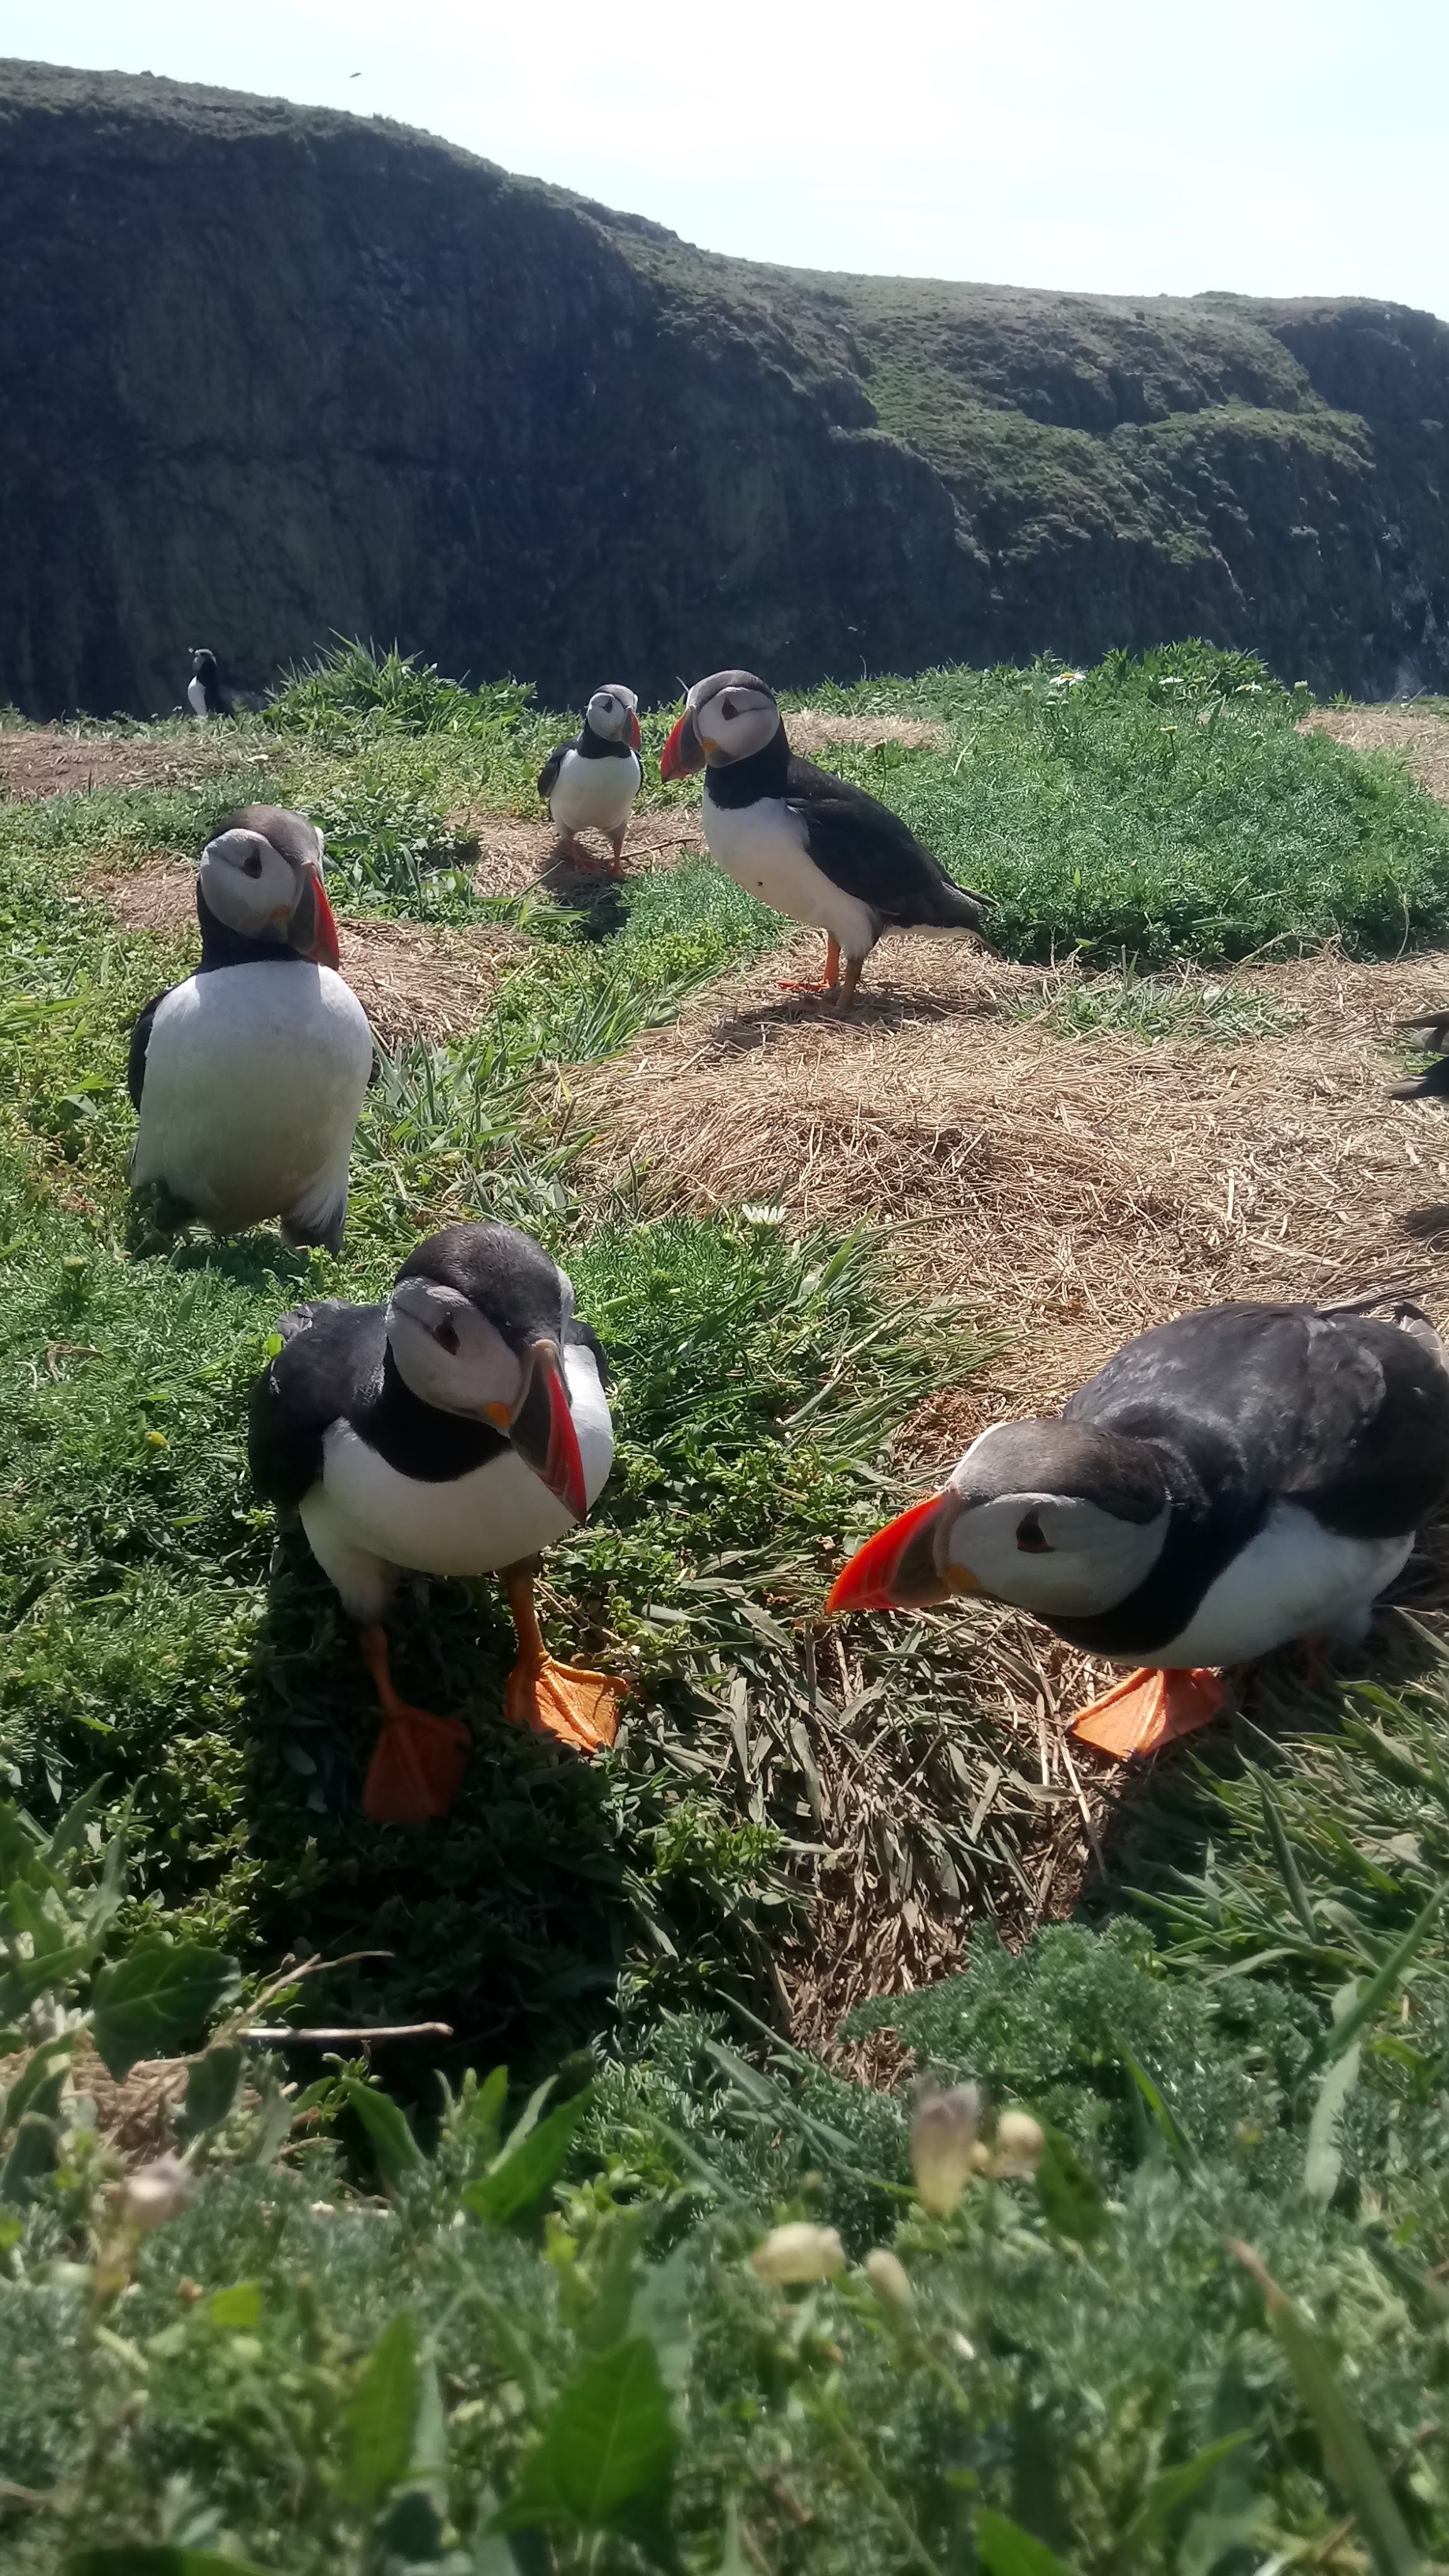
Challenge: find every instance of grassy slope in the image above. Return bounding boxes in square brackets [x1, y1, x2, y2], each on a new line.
[5, 648, 1449, 2568]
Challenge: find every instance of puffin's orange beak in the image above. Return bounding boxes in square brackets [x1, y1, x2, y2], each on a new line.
[660, 708, 704, 782]
[627, 708, 641, 753]
[826, 1492, 972, 1615]
[292, 870, 341, 971]
[509, 1338, 588, 1520]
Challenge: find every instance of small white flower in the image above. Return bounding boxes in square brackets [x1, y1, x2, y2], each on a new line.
[991, 2111, 1046, 2175]
[863, 2248, 914, 2316]
[118, 2153, 192, 2235]
[750, 2223, 845, 2285]
[911, 2081, 982, 2216]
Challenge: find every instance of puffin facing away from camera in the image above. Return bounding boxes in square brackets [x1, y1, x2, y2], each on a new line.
[537, 684, 642, 874]
[248, 1221, 619, 1823]
[828, 1299, 1449, 1758]
[187, 647, 232, 720]
[660, 669, 992, 1011]
[128, 806, 372, 1252]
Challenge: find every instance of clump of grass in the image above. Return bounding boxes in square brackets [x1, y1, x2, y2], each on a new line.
[797, 643, 1449, 964]
[307, 772, 481, 922]
[1004, 963, 1297, 1045]
[265, 636, 535, 741]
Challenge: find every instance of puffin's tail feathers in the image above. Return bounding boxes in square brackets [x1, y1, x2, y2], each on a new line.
[932, 874, 997, 945]
[1389, 1058, 1449, 1102]
[1324, 1291, 1448, 1368]
[272, 1296, 353, 1347]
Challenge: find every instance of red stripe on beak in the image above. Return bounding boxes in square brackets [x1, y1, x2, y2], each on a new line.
[826, 1492, 962, 1615]
[627, 708, 641, 753]
[513, 1340, 589, 1520]
[297, 872, 341, 971]
[660, 711, 701, 782]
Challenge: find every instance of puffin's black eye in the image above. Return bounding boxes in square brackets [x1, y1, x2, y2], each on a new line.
[1016, 1513, 1051, 1553]
[720, 696, 736, 719]
[433, 1321, 460, 1355]
[242, 851, 264, 879]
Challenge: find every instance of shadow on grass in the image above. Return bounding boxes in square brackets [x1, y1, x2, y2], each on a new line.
[234, 1534, 634, 2095]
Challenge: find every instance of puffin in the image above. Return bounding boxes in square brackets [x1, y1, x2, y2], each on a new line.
[827, 1299, 1449, 1758]
[128, 806, 372, 1252]
[536, 685, 642, 874]
[187, 648, 233, 721]
[1390, 1008, 1449, 1102]
[248, 1220, 619, 1823]
[659, 670, 993, 1011]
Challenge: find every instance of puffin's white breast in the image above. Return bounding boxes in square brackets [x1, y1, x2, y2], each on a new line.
[549, 747, 640, 834]
[703, 796, 877, 958]
[1151, 1500, 1412, 1668]
[130, 963, 372, 1230]
[313, 1339, 614, 1581]
[186, 676, 208, 720]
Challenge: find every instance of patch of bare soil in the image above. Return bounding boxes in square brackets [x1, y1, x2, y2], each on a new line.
[1302, 706, 1449, 805]
[0, 726, 268, 800]
[455, 805, 708, 898]
[85, 860, 523, 1049]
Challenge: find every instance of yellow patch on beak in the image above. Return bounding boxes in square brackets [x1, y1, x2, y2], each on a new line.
[699, 735, 719, 755]
[941, 1565, 982, 1595]
[482, 1401, 512, 1430]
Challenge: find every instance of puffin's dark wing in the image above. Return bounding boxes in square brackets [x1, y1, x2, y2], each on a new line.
[248, 1299, 387, 1509]
[126, 992, 168, 1110]
[1071, 1301, 1449, 1538]
[783, 755, 991, 934]
[536, 744, 570, 802]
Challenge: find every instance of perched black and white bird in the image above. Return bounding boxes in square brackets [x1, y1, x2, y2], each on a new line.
[248, 1221, 619, 1822]
[128, 806, 372, 1252]
[660, 669, 992, 1011]
[187, 647, 233, 721]
[536, 684, 642, 875]
[828, 1299, 1449, 1758]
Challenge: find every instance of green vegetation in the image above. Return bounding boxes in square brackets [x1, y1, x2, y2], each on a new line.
[1001, 965, 1297, 1046]
[4, 645, 1449, 2569]
[796, 646, 1449, 964]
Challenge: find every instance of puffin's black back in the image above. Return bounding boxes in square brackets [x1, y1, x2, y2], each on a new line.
[1040, 1300, 1449, 1660]
[705, 731, 989, 933]
[1070, 1301, 1449, 1539]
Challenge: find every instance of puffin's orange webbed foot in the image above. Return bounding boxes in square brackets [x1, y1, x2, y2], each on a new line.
[781, 935, 841, 994]
[358, 1623, 470, 1823]
[1071, 1665, 1226, 1761]
[363, 1706, 471, 1824]
[504, 1657, 621, 1753]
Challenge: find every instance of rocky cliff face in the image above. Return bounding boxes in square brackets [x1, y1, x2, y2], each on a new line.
[2, 58, 1446, 716]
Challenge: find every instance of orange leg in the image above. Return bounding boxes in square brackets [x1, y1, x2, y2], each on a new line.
[502, 1568, 622, 1754]
[1071, 1665, 1226, 1762]
[567, 836, 626, 879]
[358, 1626, 471, 1824]
[781, 935, 841, 994]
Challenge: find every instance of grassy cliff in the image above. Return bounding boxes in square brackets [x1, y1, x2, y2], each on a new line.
[3, 56, 1448, 716]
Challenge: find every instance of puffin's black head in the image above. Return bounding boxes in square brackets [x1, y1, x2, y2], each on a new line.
[197, 806, 340, 968]
[828, 1418, 1170, 1622]
[660, 670, 781, 780]
[584, 684, 641, 751]
[191, 647, 218, 678]
[386, 1223, 588, 1518]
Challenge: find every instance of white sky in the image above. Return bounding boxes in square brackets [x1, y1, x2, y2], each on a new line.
[5, 0, 1448, 319]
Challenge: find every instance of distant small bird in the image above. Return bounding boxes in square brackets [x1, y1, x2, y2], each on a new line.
[828, 1297, 1449, 1760]
[536, 686, 642, 875]
[1390, 1009, 1449, 1101]
[248, 1221, 620, 1822]
[128, 806, 372, 1251]
[660, 670, 992, 1012]
[187, 647, 233, 720]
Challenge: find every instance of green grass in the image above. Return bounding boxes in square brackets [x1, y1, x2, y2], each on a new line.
[1002, 964, 1297, 1045]
[6, 646, 1449, 2572]
[796, 645, 1449, 965]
